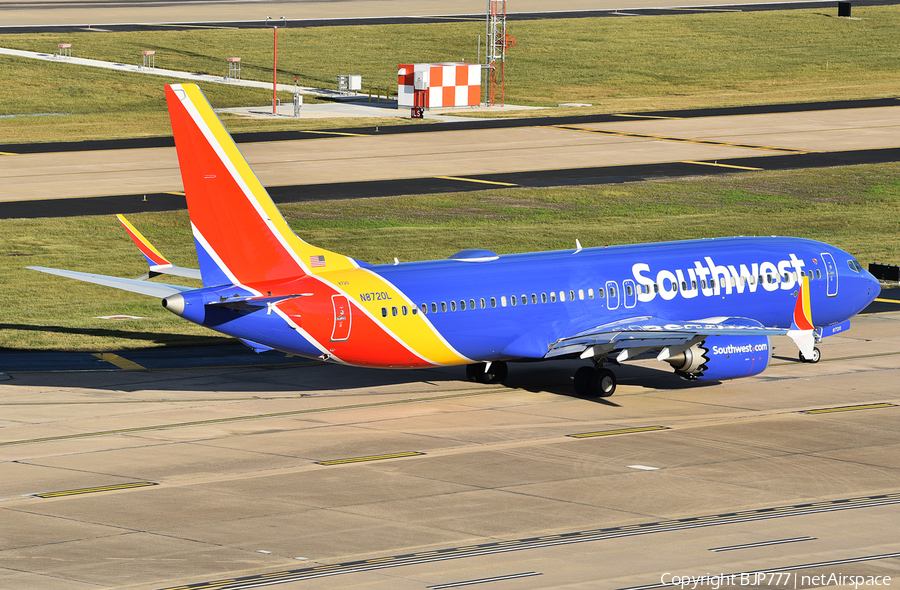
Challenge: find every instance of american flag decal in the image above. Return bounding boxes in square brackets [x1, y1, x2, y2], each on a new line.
[310, 255, 326, 268]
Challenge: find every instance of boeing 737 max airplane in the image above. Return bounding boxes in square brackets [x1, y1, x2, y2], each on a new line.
[29, 84, 881, 396]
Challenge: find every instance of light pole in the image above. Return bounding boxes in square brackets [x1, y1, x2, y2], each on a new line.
[266, 16, 286, 114]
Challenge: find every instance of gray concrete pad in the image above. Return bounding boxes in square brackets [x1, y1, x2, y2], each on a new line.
[0, 312, 898, 588]
[4, 105, 900, 202]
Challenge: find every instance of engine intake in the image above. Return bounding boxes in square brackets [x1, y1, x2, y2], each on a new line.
[665, 335, 772, 381]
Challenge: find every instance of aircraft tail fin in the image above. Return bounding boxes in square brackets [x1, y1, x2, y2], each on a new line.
[163, 84, 356, 288]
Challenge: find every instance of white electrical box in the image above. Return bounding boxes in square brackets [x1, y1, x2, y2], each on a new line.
[414, 71, 429, 91]
[349, 75, 362, 91]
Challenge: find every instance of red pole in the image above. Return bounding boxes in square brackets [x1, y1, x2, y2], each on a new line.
[272, 26, 278, 114]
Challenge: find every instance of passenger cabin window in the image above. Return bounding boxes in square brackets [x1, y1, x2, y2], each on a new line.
[412, 307, 418, 315]
[559, 291, 566, 302]
[510, 295, 516, 307]
[402, 306, 408, 316]
[569, 290, 576, 301]
[500, 296, 507, 307]
[598, 288, 605, 298]
[441, 302, 447, 312]
[421, 303, 428, 314]
[431, 302, 438, 313]
[391, 306, 398, 317]
[627, 284, 634, 297]
[490, 297, 497, 308]
[480, 298, 486, 309]
[588, 288, 594, 299]
[609, 286, 616, 298]
[450, 301, 457, 312]
[521, 295, 527, 305]
[550, 292, 557, 303]
[578, 289, 584, 300]
[541, 293, 547, 303]
[470, 298, 476, 310]
[382, 307, 387, 317]
[816, 269, 822, 279]
[460, 300, 466, 311]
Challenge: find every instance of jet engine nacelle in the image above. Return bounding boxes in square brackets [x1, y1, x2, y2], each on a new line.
[665, 335, 772, 381]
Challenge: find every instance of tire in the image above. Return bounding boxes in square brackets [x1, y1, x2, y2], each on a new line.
[485, 361, 508, 384]
[590, 368, 617, 397]
[800, 347, 821, 363]
[466, 363, 483, 382]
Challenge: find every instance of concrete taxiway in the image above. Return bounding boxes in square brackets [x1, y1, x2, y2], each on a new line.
[1, 309, 899, 589]
[2, 104, 899, 205]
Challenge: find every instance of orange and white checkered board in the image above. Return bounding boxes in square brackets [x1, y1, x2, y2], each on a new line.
[398, 63, 481, 108]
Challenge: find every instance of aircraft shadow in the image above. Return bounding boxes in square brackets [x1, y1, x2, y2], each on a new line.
[0, 323, 230, 347]
[0, 337, 719, 400]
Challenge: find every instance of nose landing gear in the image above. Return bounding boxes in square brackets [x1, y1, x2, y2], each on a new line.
[799, 347, 821, 363]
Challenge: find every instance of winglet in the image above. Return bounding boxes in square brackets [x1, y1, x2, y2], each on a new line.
[787, 275, 815, 359]
[117, 214, 172, 270]
[117, 214, 202, 280]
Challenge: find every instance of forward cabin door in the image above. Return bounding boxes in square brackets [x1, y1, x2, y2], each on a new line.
[331, 294, 352, 341]
[821, 252, 838, 297]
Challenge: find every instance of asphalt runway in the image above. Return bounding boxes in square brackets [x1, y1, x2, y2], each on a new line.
[2, 99, 899, 219]
[1, 309, 898, 589]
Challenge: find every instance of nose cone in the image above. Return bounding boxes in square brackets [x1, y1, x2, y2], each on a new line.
[162, 293, 185, 316]
[851, 268, 881, 316]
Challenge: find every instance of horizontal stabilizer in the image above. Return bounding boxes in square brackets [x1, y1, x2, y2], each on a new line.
[27, 266, 193, 299]
[209, 293, 312, 312]
[149, 264, 202, 280]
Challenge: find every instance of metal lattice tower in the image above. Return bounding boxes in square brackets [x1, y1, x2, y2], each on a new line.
[485, 0, 507, 106]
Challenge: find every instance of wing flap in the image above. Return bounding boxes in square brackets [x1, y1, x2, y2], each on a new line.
[547, 316, 787, 360]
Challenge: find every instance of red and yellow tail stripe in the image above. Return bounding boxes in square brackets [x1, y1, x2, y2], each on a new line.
[165, 83, 356, 285]
[315, 267, 472, 366]
[117, 214, 171, 268]
[165, 84, 471, 367]
[793, 275, 814, 331]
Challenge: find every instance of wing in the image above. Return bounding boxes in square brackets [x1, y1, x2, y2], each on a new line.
[27, 266, 193, 299]
[546, 315, 789, 362]
[117, 214, 202, 280]
[549, 277, 819, 362]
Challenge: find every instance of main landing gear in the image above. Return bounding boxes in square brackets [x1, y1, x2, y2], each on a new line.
[573, 365, 617, 398]
[466, 361, 508, 384]
[799, 347, 821, 363]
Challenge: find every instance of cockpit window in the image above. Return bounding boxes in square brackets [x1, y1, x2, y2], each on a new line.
[847, 259, 864, 273]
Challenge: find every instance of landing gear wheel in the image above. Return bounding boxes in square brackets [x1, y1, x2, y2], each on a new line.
[799, 347, 821, 363]
[590, 368, 617, 398]
[466, 361, 508, 384]
[574, 366, 594, 396]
